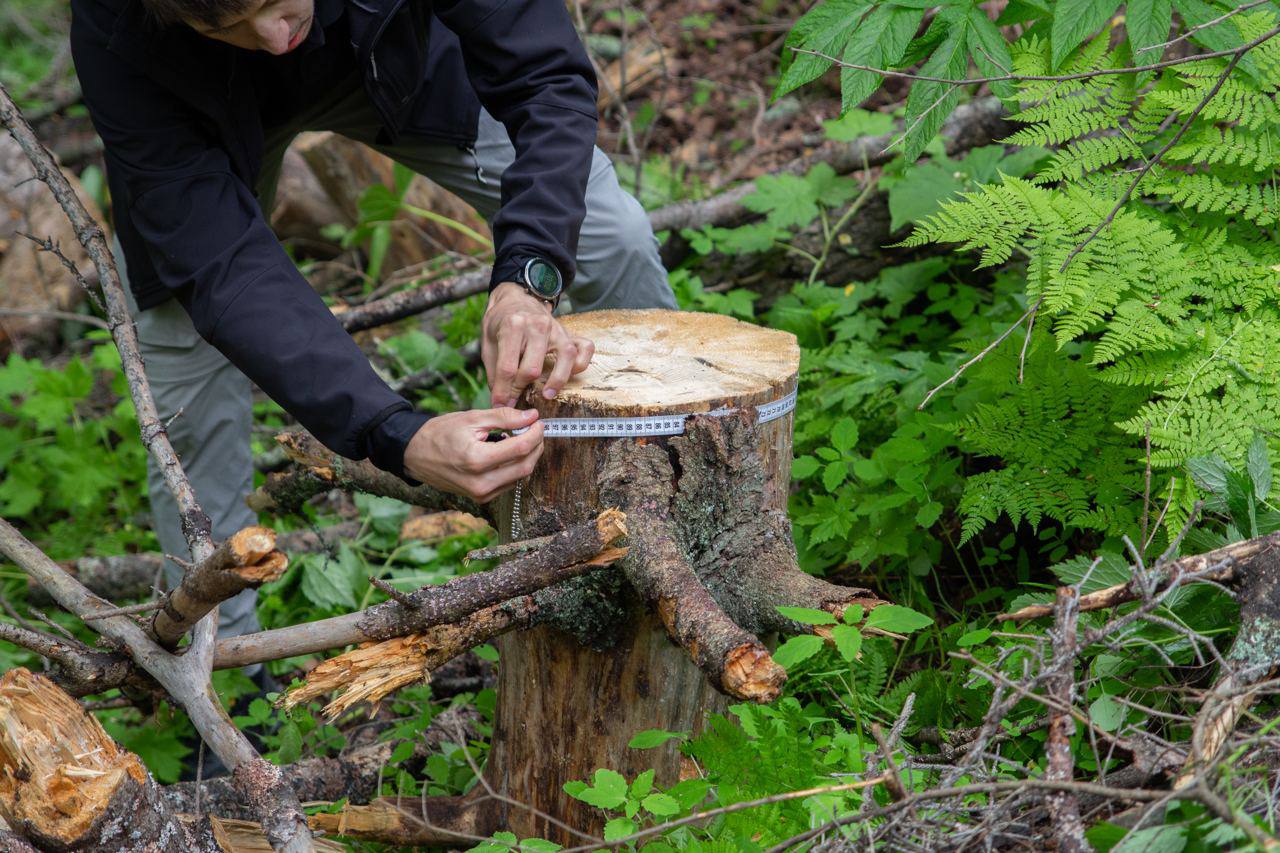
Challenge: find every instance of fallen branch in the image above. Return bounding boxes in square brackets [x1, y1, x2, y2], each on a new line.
[279, 599, 536, 718]
[998, 533, 1278, 622]
[248, 430, 484, 521]
[336, 270, 489, 334]
[1045, 587, 1089, 853]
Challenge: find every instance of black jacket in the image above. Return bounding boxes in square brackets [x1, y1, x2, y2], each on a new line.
[70, 0, 598, 478]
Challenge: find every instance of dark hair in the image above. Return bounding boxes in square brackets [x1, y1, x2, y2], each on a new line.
[139, 0, 254, 28]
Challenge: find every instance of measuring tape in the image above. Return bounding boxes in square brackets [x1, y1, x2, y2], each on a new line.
[507, 389, 796, 539]
[512, 388, 797, 438]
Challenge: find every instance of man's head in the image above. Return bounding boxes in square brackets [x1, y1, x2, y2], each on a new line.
[143, 0, 315, 55]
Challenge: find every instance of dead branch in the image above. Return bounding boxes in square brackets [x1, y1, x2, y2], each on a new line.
[279, 599, 536, 718]
[600, 440, 784, 702]
[647, 97, 1011, 234]
[998, 532, 1277, 622]
[149, 527, 288, 648]
[1045, 587, 1089, 853]
[248, 430, 485, 521]
[336, 269, 488, 334]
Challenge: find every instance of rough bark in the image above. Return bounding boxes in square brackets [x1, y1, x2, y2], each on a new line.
[1045, 588, 1090, 853]
[149, 527, 287, 648]
[478, 309, 877, 842]
[0, 669, 201, 851]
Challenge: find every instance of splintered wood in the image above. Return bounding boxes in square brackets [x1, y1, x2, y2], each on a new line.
[279, 603, 529, 719]
[0, 669, 188, 849]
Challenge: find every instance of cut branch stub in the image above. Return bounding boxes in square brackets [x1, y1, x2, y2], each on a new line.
[150, 526, 288, 648]
[0, 668, 200, 851]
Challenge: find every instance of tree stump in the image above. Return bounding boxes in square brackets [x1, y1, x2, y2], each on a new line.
[481, 309, 877, 840]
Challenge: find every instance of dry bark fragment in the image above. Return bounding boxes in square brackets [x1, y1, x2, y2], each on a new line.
[1045, 587, 1090, 853]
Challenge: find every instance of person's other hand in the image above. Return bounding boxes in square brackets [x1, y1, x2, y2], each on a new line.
[403, 408, 544, 503]
[482, 283, 594, 407]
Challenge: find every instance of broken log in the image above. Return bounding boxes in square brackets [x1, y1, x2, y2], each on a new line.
[479, 309, 877, 841]
[0, 668, 202, 851]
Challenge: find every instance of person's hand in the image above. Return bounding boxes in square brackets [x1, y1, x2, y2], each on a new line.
[403, 408, 544, 503]
[482, 282, 594, 407]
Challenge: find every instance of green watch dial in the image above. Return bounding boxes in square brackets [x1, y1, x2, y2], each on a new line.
[524, 258, 563, 299]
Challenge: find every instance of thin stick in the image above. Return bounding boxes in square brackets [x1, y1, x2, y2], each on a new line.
[919, 297, 1043, 410]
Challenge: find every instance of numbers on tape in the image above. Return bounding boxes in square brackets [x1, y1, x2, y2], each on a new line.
[511, 389, 797, 439]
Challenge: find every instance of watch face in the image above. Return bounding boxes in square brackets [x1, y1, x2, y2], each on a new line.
[526, 259, 562, 298]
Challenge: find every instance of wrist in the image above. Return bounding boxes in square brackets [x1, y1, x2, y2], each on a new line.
[489, 282, 552, 313]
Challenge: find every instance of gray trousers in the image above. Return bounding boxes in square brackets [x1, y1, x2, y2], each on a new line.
[119, 92, 674, 647]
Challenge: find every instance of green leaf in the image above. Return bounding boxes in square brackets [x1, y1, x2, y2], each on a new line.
[299, 552, 358, 611]
[957, 628, 992, 647]
[603, 818, 636, 842]
[915, 502, 943, 527]
[839, 5, 924, 109]
[776, 606, 838, 625]
[776, 0, 875, 97]
[831, 417, 859, 453]
[474, 644, 500, 662]
[1248, 433, 1272, 500]
[792, 455, 820, 479]
[830, 624, 863, 661]
[563, 780, 588, 798]
[1125, 0, 1173, 59]
[965, 6, 1015, 99]
[1050, 0, 1120, 68]
[1113, 825, 1187, 853]
[642, 793, 681, 816]
[842, 604, 864, 624]
[627, 727, 686, 748]
[806, 162, 861, 208]
[630, 768, 654, 799]
[772, 634, 826, 669]
[887, 161, 966, 231]
[577, 769, 628, 810]
[864, 604, 934, 634]
[823, 108, 895, 141]
[1089, 694, 1125, 732]
[822, 460, 849, 492]
[390, 740, 415, 764]
[901, 19, 970, 160]
[272, 721, 302, 765]
[742, 173, 820, 229]
[1187, 454, 1231, 496]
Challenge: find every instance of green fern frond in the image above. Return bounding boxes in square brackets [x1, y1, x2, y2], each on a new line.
[1157, 173, 1280, 226]
[1035, 135, 1143, 183]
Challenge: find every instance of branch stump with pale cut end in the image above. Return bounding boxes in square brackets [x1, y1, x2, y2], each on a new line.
[481, 309, 874, 841]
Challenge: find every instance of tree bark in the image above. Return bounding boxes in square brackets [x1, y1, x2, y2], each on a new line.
[476, 309, 871, 841]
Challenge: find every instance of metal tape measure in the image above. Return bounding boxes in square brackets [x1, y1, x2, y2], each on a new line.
[511, 389, 797, 438]
[508, 389, 796, 539]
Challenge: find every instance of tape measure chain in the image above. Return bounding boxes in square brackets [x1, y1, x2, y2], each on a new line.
[507, 389, 796, 540]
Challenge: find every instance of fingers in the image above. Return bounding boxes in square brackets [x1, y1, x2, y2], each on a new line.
[466, 406, 541, 433]
[489, 322, 524, 408]
[473, 440, 546, 503]
[571, 336, 594, 375]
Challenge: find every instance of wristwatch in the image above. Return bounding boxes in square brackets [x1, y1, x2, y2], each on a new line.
[516, 257, 564, 310]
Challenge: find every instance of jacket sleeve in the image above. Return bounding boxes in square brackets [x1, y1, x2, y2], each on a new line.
[431, 0, 600, 291]
[71, 18, 429, 480]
